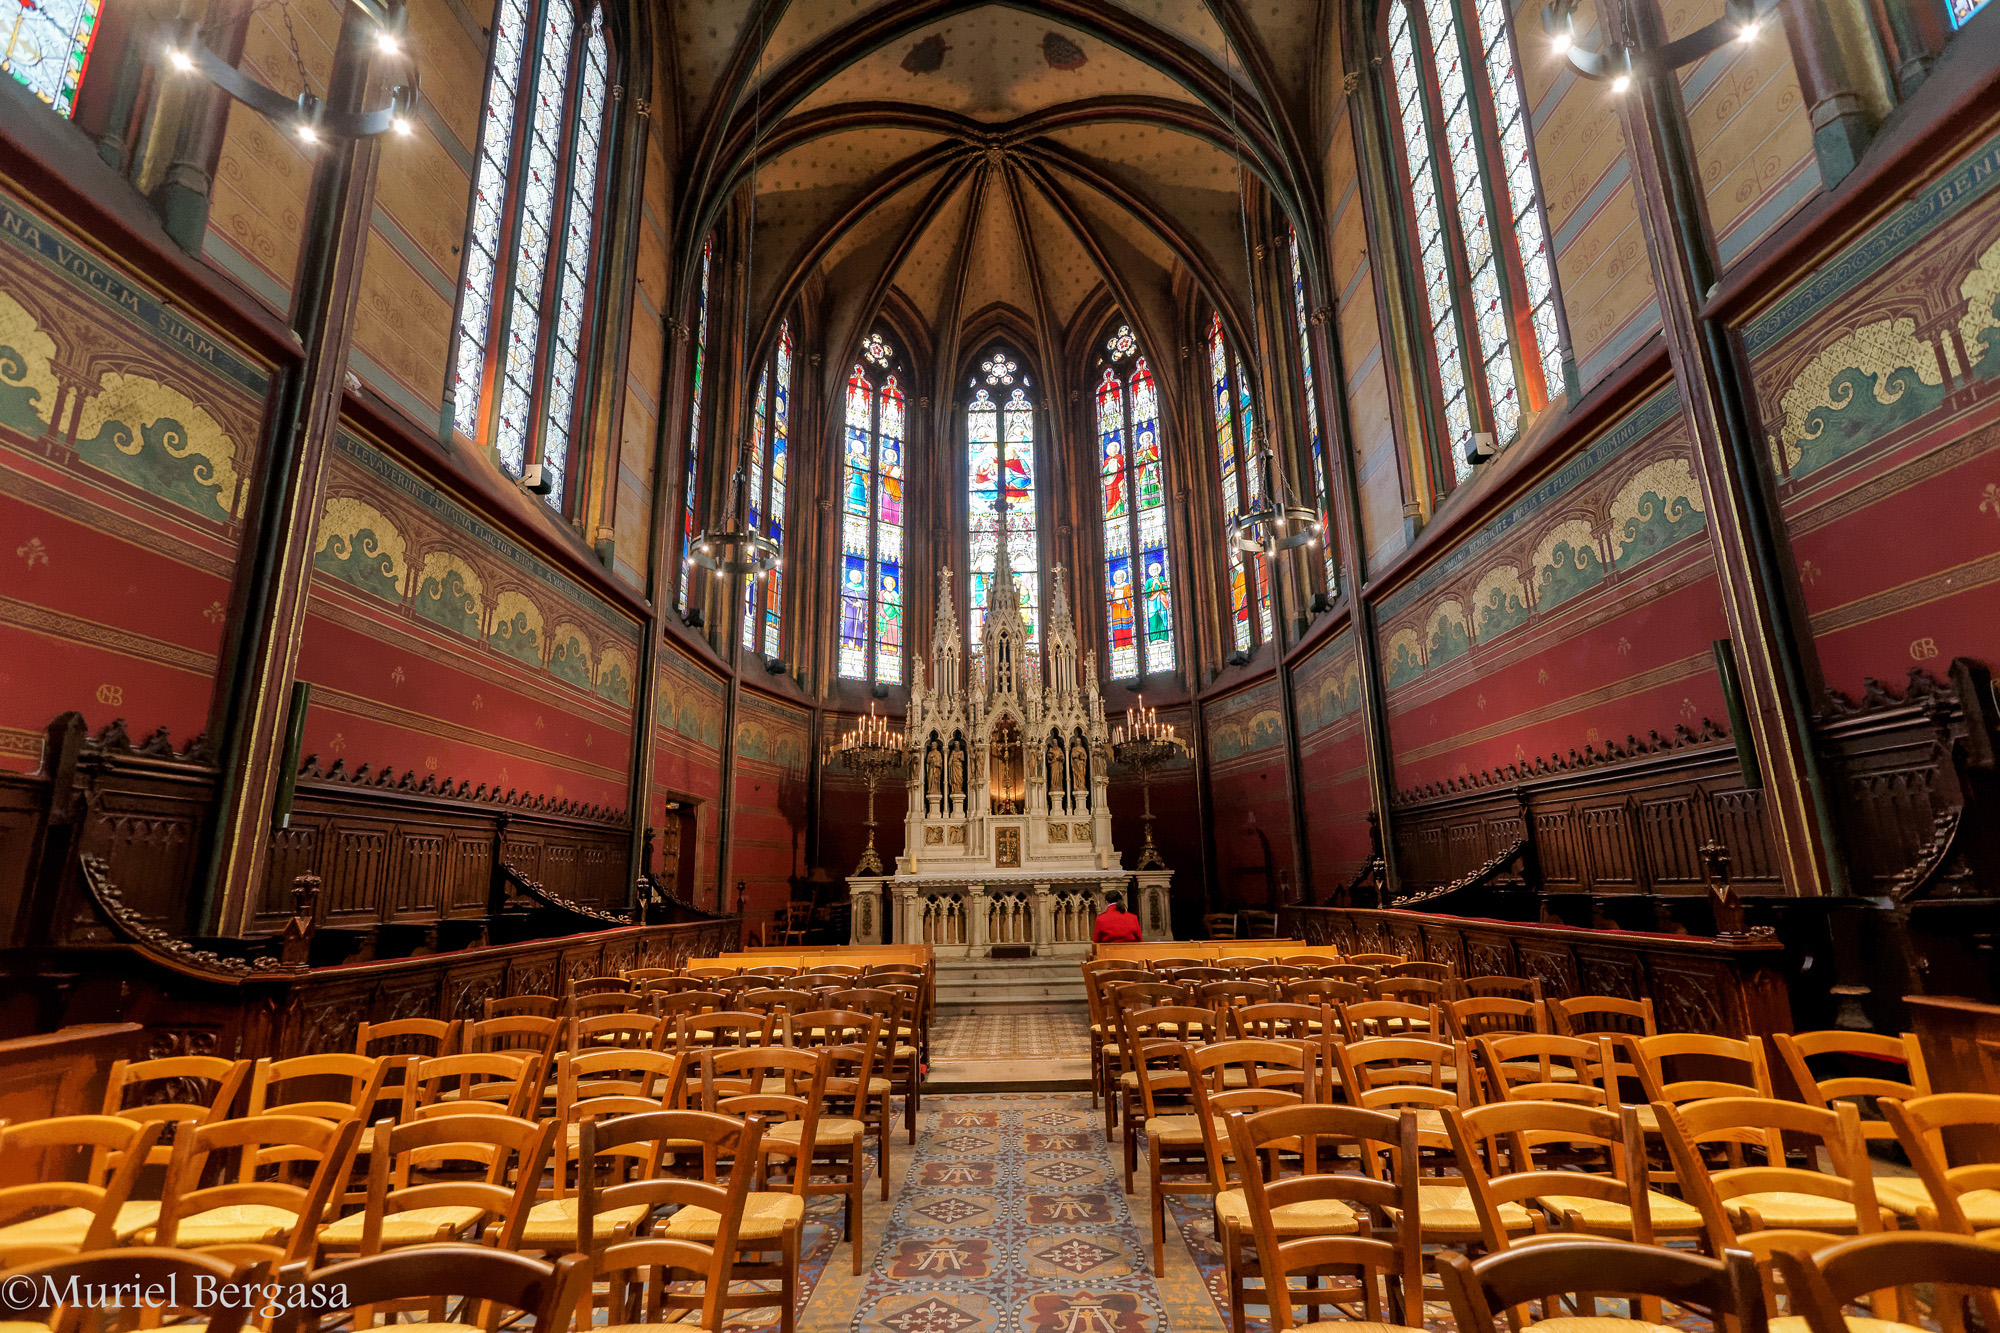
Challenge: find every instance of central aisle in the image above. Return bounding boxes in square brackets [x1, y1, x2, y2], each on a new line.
[798, 1093, 1224, 1333]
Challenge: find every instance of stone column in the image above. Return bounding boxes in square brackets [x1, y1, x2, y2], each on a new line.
[894, 884, 919, 947]
[966, 884, 989, 955]
[1132, 871, 1173, 941]
[849, 876, 886, 944]
[1032, 884, 1054, 955]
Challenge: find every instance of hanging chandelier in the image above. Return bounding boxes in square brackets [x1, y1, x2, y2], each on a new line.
[1217, 37, 1320, 564]
[162, 0, 416, 143]
[686, 12, 781, 588]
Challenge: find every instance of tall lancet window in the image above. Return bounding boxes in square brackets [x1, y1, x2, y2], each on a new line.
[1095, 325, 1175, 679]
[838, 332, 906, 684]
[1384, 0, 1566, 484]
[739, 320, 792, 657]
[966, 350, 1040, 647]
[1285, 227, 1339, 596]
[3, 0, 99, 114]
[451, 0, 616, 511]
[678, 236, 713, 613]
[1206, 313, 1272, 654]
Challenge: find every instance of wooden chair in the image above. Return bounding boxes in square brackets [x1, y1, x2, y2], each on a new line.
[742, 963, 801, 979]
[779, 901, 813, 945]
[566, 1012, 663, 1054]
[1624, 1031, 1773, 1180]
[248, 1053, 393, 1122]
[699, 1049, 815, 1327]
[407, 1051, 546, 1119]
[1230, 1001, 1329, 1045]
[566, 992, 644, 1021]
[1084, 969, 1155, 1110]
[546, 1048, 684, 1204]
[1386, 959, 1454, 982]
[2, 1248, 263, 1333]
[1348, 952, 1405, 967]
[568, 975, 632, 999]
[355, 1018, 458, 1058]
[740, 987, 817, 1014]
[1375, 976, 1454, 1008]
[796, 1006, 894, 1194]
[772, 1018, 877, 1270]
[102, 1056, 251, 1167]
[1238, 910, 1280, 938]
[1776, 1030, 1933, 1221]
[1169, 966, 1236, 984]
[1438, 1237, 1767, 1333]
[276, 1244, 589, 1333]
[804, 962, 864, 978]
[581, 1110, 762, 1333]
[317, 1113, 556, 1258]
[673, 1009, 772, 1050]
[1550, 994, 1657, 1038]
[1279, 953, 1341, 968]
[151, 1114, 362, 1265]
[0, 1117, 164, 1259]
[832, 986, 921, 1144]
[634, 976, 708, 999]
[1653, 1096, 1891, 1277]
[1241, 963, 1310, 982]
[1199, 979, 1278, 1013]
[1115, 1005, 1214, 1177]
[683, 965, 738, 979]
[1101, 982, 1193, 1136]
[651, 989, 727, 1027]
[1175, 1040, 1313, 1280]
[1204, 912, 1239, 939]
[1476, 1032, 1604, 1105]
[1146, 956, 1204, 970]
[1281, 977, 1368, 1007]
[1224, 1104, 1423, 1333]
[484, 995, 560, 1020]
[1880, 1092, 2000, 1239]
[1447, 994, 1547, 1043]
[461, 1015, 564, 1057]
[1770, 1232, 2000, 1333]
[1339, 999, 1441, 1041]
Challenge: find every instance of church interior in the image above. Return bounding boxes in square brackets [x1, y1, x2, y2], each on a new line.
[1, 0, 1999, 1323]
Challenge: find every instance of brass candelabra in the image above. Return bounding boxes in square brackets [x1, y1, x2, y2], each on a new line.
[1110, 698, 1184, 872]
[833, 704, 910, 876]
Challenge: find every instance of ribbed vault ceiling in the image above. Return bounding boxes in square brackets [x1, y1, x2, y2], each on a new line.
[665, 0, 1324, 413]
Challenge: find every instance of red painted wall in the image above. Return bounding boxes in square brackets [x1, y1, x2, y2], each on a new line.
[730, 689, 811, 917]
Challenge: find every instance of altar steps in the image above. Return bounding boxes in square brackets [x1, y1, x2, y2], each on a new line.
[934, 956, 1089, 1014]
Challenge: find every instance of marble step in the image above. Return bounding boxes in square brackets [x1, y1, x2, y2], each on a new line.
[935, 959, 1089, 1013]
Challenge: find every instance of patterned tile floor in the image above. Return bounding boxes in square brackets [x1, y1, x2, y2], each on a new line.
[798, 1093, 1221, 1333]
[930, 1013, 1092, 1061]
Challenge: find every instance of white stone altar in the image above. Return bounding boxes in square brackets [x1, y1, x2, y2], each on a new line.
[846, 552, 1170, 955]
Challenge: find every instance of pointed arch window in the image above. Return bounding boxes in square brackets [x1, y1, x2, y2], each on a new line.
[1383, 0, 1566, 484]
[450, 0, 616, 512]
[1095, 325, 1175, 680]
[1206, 313, 1272, 654]
[739, 320, 792, 657]
[1284, 228, 1339, 597]
[838, 332, 906, 685]
[677, 235, 713, 614]
[3, 0, 99, 114]
[966, 350, 1040, 647]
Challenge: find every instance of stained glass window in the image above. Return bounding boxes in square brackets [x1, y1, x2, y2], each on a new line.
[1286, 229, 1339, 598]
[1948, 0, 1989, 28]
[1206, 314, 1270, 655]
[740, 322, 792, 658]
[1385, 0, 1566, 486]
[3, 0, 99, 115]
[839, 332, 906, 684]
[1097, 325, 1175, 680]
[450, 0, 617, 511]
[678, 237, 712, 613]
[967, 349, 1039, 647]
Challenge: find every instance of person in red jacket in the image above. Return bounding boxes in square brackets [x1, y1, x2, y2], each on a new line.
[1093, 893, 1142, 943]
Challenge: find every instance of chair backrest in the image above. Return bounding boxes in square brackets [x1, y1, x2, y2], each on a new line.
[701, 1046, 824, 1184]
[1774, 1030, 1928, 1143]
[1170, 966, 1235, 983]
[1107, 981, 1191, 1019]
[684, 965, 739, 979]
[1231, 1002, 1328, 1043]
[1654, 1095, 1885, 1260]
[742, 963, 800, 979]
[1240, 964, 1309, 981]
[249, 1053, 394, 1122]
[363, 1113, 557, 1254]
[408, 1050, 545, 1119]
[1319, 963, 1382, 984]
[1459, 974, 1543, 1003]
[1202, 912, 1238, 939]
[1550, 994, 1656, 1037]
[1636, 1032, 1772, 1106]
[1437, 1238, 1766, 1333]
[1448, 995, 1546, 1040]
[1385, 960, 1454, 981]
[1187, 1040, 1312, 1183]
[1145, 956, 1202, 970]
[156, 1114, 363, 1263]
[278, 1244, 589, 1333]
[0, 1115, 164, 1250]
[567, 992, 644, 1020]
[785, 1010, 880, 1115]
[1444, 1101, 1648, 1252]
[484, 995, 560, 1020]
[1280, 977, 1367, 1005]
[1477, 1033, 1608, 1106]
[1771, 1232, 2000, 1333]
[675, 1009, 772, 1050]
[1226, 1105, 1422, 1331]
[568, 1011, 664, 1053]
[356, 1018, 459, 1059]
[568, 975, 633, 999]
[102, 1056, 252, 1164]
[581, 1111, 764, 1333]
[1346, 952, 1404, 967]
[462, 1015, 564, 1057]
[1375, 977, 1452, 1007]
[5, 1248, 263, 1333]
[1338, 999, 1439, 1041]
[1118, 1005, 1216, 1117]
[1879, 1092, 2000, 1237]
[652, 990, 728, 1022]
[740, 987, 817, 1014]
[620, 967, 678, 984]
[1335, 1037, 1463, 1133]
[1197, 979, 1278, 1011]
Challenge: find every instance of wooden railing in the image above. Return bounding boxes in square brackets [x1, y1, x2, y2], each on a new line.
[1278, 903, 1790, 1038]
